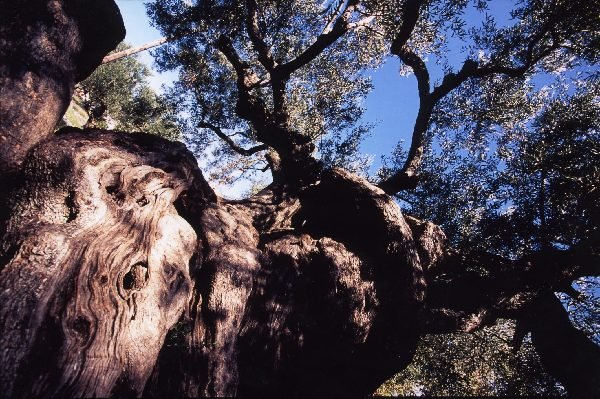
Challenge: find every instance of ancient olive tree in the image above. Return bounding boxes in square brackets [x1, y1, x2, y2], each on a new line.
[0, 0, 598, 398]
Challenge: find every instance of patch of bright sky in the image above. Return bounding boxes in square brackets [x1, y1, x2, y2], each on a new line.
[360, 58, 417, 172]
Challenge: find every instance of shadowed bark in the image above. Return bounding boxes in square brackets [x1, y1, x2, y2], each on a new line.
[528, 294, 600, 399]
[146, 170, 425, 397]
[0, 1, 599, 398]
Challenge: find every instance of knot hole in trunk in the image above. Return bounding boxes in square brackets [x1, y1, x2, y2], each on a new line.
[118, 262, 149, 300]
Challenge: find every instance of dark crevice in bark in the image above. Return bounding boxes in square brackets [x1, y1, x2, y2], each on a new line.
[65, 190, 78, 222]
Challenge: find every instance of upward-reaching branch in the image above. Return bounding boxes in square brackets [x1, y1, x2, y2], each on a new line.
[215, 35, 318, 185]
[215, 35, 269, 127]
[379, 1, 567, 195]
[379, 47, 431, 193]
[390, 0, 427, 54]
[276, 0, 359, 78]
[267, 0, 369, 127]
[216, 1, 380, 185]
[377, 0, 428, 193]
[245, 0, 276, 72]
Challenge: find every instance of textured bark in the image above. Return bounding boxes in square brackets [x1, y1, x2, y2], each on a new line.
[0, 0, 124, 177]
[1, 122, 595, 396]
[0, 2, 425, 395]
[0, 127, 597, 397]
[0, 126, 426, 398]
[0, 129, 213, 397]
[147, 170, 426, 397]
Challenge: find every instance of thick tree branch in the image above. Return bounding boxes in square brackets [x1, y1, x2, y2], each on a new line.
[390, 0, 427, 54]
[198, 122, 268, 156]
[379, 47, 430, 194]
[430, 59, 479, 101]
[245, 0, 276, 72]
[380, 14, 562, 195]
[421, 246, 600, 335]
[215, 35, 270, 127]
[215, 34, 289, 134]
[398, 47, 430, 98]
[405, 215, 600, 337]
[215, 36, 319, 185]
[215, 36, 258, 88]
[431, 33, 557, 102]
[377, 0, 430, 194]
[528, 294, 600, 399]
[276, 0, 359, 78]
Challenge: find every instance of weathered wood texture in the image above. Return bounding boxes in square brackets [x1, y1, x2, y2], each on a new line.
[0, 1, 424, 395]
[146, 169, 426, 397]
[0, 129, 213, 396]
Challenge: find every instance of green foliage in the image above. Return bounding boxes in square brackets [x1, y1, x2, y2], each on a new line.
[73, 42, 182, 141]
[499, 80, 600, 253]
[377, 321, 565, 396]
[391, 76, 600, 256]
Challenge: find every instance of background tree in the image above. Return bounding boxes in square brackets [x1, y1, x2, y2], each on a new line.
[377, 320, 565, 396]
[62, 42, 182, 141]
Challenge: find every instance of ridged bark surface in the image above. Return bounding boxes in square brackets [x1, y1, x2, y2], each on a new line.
[0, 129, 212, 396]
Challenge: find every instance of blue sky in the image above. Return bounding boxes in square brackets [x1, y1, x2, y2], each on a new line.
[116, 1, 178, 93]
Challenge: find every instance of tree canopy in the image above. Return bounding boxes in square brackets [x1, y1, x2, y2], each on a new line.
[0, 0, 598, 397]
[147, 0, 598, 191]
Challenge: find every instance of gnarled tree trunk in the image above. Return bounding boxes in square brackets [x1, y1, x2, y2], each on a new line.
[146, 167, 426, 397]
[0, 129, 212, 396]
[0, 128, 425, 397]
[0, 1, 599, 398]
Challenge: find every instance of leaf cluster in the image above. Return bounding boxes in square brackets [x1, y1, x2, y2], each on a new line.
[75, 43, 182, 141]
